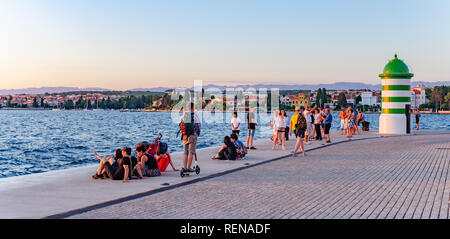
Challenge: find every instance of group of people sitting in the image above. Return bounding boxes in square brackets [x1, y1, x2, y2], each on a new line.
[211, 133, 247, 161]
[92, 143, 178, 183]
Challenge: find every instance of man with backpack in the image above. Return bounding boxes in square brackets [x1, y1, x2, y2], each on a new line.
[290, 107, 307, 157]
[180, 102, 201, 174]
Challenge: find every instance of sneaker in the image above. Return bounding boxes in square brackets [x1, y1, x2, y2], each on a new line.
[188, 168, 195, 173]
[250, 147, 256, 150]
[92, 174, 102, 179]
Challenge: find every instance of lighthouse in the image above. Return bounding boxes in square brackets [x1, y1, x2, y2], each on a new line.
[379, 54, 414, 134]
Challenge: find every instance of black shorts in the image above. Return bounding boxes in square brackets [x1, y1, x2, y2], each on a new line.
[295, 129, 305, 139]
[232, 130, 240, 135]
[324, 124, 331, 135]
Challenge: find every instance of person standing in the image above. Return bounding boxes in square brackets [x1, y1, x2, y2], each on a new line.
[284, 110, 289, 141]
[339, 108, 347, 135]
[290, 107, 307, 157]
[319, 107, 325, 136]
[323, 108, 333, 143]
[270, 110, 279, 144]
[303, 105, 314, 145]
[346, 107, 354, 138]
[357, 110, 365, 133]
[246, 108, 258, 150]
[180, 102, 201, 173]
[230, 112, 241, 136]
[273, 110, 287, 150]
[313, 109, 323, 141]
[414, 109, 421, 130]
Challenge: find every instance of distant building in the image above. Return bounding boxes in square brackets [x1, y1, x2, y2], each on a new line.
[152, 99, 162, 108]
[293, 93, 310, 108]
[410, 85, 427, 109]
[361, 91, 378, 106]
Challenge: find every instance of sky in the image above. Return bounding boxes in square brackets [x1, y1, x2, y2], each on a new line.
[0, 0, 449, 90]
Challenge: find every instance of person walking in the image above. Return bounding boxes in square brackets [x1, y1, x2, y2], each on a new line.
[290, 107, 307, 157]
[180, 102, 201, 174]
[246, 108, 258, 150]
[230, 112, 241, 136]
[323, 108, 333, 143]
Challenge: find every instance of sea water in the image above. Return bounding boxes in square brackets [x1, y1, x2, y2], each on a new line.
[0, 110, 448, 178]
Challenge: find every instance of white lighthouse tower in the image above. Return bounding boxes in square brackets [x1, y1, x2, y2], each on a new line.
[379, 54, 414, 134]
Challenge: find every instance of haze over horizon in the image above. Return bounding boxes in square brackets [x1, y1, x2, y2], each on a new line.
[1, 0, 449, 91]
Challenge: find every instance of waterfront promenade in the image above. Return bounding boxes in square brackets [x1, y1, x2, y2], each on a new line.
[0, 130, 448, 219]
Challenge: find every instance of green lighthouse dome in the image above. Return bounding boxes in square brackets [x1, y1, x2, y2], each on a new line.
[379, 54, 414, 79]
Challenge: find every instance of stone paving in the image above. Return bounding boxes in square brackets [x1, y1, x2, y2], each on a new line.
[69, 133, 450, 219]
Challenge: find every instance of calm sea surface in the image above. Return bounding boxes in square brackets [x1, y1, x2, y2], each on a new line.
[0, 110, 448, 178]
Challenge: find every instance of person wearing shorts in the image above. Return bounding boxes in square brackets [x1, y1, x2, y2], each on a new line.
[414, 110, 421, 130]
[180, 103, 201, 173]
[291, 108, 306, 157]
[273, 110, 287, 150]
[246, 109, 257, 150]
[323, 108, 333, 143]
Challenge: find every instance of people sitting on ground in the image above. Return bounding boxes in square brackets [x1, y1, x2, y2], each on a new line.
[211, 136, 237, 160]
[93, 147, 142, 183]
[230, 133, 246, 159]
[122, 147, 143, 180]
[136, 145, 161, 177]
[155, 141, 179, 172]
[92, 149, 121, 179]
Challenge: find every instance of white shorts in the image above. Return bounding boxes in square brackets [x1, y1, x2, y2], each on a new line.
[340, 120, 346, 129]
[306, 122, 313, 136]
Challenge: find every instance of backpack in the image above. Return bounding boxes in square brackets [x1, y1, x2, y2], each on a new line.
[296, 114, 307, 131]
[180, 113, 195, 137]
[158, 141, 168, 155]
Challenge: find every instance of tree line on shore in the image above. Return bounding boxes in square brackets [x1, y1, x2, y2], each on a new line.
[2, 86, 449, 111]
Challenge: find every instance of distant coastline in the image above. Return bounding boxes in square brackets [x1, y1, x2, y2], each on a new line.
[2, 108, 450, 114]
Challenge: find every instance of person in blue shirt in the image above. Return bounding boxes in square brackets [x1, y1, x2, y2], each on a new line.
[230, 133, 247, 159]
[323, 108, 333, 143]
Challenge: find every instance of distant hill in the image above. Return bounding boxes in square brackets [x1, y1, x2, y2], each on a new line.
[0, 87, 111, 95]
[199, 81, 449, 91]
[1, 81, 448, 95]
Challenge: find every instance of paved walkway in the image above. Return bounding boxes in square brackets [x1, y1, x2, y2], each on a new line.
[68, 132, 450, 219]
[0, 130, 378, 218]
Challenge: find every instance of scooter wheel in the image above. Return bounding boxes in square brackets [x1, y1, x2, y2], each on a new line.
[180, 170, 185, 178]
[195, 166, 200, 175]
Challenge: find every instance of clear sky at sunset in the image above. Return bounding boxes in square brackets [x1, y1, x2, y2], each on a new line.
[1, 0, 449, 90]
